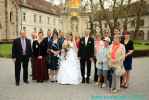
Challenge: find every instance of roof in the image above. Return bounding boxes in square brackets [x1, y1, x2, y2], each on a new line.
[17, 0, 62, 16]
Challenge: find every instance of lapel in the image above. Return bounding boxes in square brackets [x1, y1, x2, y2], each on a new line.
[87, 37, 90, 45]
[19, 38, 23, 51]
[82, 37, 86, 46]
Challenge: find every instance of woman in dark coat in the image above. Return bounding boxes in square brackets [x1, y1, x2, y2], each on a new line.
[122, 32, 134, 88]
[47, 32, 60, 82]
[32, 32, 49, 82]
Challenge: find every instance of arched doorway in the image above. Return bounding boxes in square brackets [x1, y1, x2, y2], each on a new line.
[70, 16, 79, 33]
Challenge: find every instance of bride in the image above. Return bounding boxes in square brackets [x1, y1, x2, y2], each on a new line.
[57, 33, 82, 85]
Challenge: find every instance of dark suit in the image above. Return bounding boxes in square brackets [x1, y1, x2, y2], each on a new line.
[42, 37, 52, 56]
[78, 37, 94, 81]
[12, 38, 32, 84]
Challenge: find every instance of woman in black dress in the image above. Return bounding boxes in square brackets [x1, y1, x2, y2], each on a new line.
[47, 32, 60, 82]
[32, 32, 49, 82]
[122, 32, 134, 88]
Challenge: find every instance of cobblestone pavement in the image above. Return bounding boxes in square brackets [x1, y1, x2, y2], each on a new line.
[0, 57, 149, 100]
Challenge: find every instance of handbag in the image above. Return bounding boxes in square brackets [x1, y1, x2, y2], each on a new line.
[115, 65, 125, 76]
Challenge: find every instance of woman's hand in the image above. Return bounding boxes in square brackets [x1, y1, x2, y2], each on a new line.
[38, 56, 43, 59]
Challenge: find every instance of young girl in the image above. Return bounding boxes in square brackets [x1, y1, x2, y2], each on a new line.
[96, 37, 110, 88]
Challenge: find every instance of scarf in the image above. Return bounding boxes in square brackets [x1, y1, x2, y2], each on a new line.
[111, 43, 120, 60]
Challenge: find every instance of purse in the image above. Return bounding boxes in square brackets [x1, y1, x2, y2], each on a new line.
[115, 65, 125, 76]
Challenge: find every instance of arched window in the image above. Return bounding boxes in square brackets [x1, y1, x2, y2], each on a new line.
[71, 16, 79, 32]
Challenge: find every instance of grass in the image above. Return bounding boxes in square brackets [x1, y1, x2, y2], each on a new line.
[0, 44, 12, 58]
[134, 40, 149, 50]
[134, 44, 149, 50]
[0, 40, 149, 58]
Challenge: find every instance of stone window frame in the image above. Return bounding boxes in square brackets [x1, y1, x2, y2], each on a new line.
[39, 15, 42, 23]
[33, 14, 37, 23]
[23, 12, 26, 22]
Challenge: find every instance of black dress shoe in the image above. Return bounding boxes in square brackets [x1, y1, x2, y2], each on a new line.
[24, 81, 29, 84]
[86, 78, 90, 84]
[16, 82, 20, 86]
[82, 78, 85, 83]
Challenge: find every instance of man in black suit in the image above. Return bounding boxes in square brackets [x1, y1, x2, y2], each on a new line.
[42, 31, 53, 56]
[12, 32, 32, 86]
[78, 30, 94, 83]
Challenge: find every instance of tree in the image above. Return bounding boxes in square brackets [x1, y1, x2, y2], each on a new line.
[123, 0, 132, 31]
[134, 0, 145, 38]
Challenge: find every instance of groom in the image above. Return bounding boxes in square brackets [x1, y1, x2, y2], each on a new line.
[78, 30, 94, 83]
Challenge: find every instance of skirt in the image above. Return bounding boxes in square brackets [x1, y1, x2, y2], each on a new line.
[48, 55, 59, 70]
[123, 56, 132, 71]
[34, 57, 49, 81]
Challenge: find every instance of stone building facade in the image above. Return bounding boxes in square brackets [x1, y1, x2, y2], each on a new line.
[17, 0, 62, 39]
[0, 0, 63, 41]
[0, 0, 18, 41]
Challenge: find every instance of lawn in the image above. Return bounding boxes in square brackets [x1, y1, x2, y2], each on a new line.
[0, 41, 149, 58]
[134, 40, 149, 50]
[0, 44, 12, 58]
[134, 44, 149, 50]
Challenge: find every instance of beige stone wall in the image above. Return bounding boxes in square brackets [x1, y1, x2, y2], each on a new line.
[7, 0, 17, 40]
[0, 0, 17, 41]
[0, 0, 6, 41]
[18, 7, 62, 40]
[61, 15, 89, 37]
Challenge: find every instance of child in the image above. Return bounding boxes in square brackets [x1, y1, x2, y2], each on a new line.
[96, 37, 110, 88]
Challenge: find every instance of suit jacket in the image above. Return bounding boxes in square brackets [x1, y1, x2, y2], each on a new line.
[42, 37, 52, 56]
[12, 38, 32, 58]
[32, 40, 45, 57]
[78, 37, 94, 59]
[58, 37, 65, 49]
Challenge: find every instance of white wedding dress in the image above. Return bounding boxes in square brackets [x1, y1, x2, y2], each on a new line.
[57, 41, 82, 85]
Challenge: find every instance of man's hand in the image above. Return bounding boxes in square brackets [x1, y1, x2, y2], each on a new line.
[90, 58, 94, 62]
[12, 58, 16, 62]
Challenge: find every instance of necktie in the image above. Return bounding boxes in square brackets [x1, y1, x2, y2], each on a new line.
[22, 38, 26, 55]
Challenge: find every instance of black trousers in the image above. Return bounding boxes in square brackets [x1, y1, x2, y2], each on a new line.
[80, 58, 91, 79]
[93, 58, 98, 82]
[15, 56, 29, 84]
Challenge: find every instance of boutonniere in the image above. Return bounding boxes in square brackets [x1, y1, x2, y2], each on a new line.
[36, 45, 38, 48]
[88, 41, 91, 44]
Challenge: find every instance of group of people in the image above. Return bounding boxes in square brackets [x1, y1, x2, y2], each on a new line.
[12, 28, 134, 93]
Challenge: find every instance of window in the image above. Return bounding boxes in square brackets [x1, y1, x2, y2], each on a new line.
[48, 17, 50, 24]
[33, 14, 36, 23]
[131, 20, 135, 27]
[48, 29, 51, 32]
[39, 16, 42, 23]
[53, 18, 55, 26]
[10, 11, 13, 23]
[23, 12, 26, 22]
[104, 23, 108, 28]
[34, 27, 37, 32]
[140, 19, 144, 27]
[39, 28, 43, 32]
[23, 26, 26, 32]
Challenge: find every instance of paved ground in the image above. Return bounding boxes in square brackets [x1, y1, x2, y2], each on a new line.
[0, 57, 149, 100]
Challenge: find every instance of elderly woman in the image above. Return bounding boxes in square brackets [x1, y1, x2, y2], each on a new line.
[108, 35, 125, 93]
[32, 32, 49, 82]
